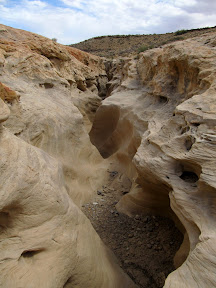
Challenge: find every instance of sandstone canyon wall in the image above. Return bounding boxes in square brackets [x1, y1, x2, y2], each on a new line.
[90, 33, 216, 287]
[0, 23, 216, 288]
[0, 24, 136, 288]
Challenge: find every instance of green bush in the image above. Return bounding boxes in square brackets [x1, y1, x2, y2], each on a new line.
[138, 46, 148, 53]
[175, 29, 188, 36]
[138, 44, 156, 53]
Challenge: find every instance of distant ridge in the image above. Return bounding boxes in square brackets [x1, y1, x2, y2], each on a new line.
[70, 26, 216, 57]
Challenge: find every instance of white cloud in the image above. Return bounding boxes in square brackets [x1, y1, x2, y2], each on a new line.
[0, 0, 215, 44]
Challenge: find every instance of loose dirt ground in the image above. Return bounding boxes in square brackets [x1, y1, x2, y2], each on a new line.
[82, 168, 183, 288]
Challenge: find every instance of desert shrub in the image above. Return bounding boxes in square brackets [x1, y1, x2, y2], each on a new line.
[174, 36, 184, 40]
[138, 46, 148, 53]
[52, 38, 57, 42]
[175, 29, 188, 36]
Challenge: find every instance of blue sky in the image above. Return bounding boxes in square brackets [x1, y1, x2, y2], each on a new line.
[0, 0, 215, 44]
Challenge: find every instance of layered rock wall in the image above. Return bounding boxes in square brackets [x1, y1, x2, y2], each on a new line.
[0, 24, 136, 288]
[1, 23, 216, 288]
[90, 34, 216, 287]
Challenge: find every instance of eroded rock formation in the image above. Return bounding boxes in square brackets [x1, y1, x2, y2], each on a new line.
[90, 34, 216, 287]
[0, 24, 136, 288]
[0, 22, 216, 288]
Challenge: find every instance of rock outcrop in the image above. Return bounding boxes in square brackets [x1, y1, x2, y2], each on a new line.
[90, 33, 216, 287]
[0, 24, 136, 288]
[1, 22, 216, 288]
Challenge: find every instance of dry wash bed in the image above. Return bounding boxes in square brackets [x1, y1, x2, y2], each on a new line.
[82, 168, 183, 288]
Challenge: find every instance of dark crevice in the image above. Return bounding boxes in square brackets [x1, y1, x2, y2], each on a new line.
[21, 249, 44, 258]
[159, 96, 168, 104]
[180, 171, 199, 183]
[185, 136, 196, 151]
[39, 83, 54, 89]
[63, 277, 73, 288]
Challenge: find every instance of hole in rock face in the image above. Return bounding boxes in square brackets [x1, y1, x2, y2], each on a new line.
[180, 171, 199, 183]
[192, 123, 200, 127]
[159, 96, 168, 104]
[21, 249, 43, 258]
[44, 83, 54, 89]
[185, 136, 196, 151]
[39, 83, 54, 89]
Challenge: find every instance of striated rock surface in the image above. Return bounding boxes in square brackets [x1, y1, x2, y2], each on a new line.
[0, 24, 136, 288]
[0, 23, 109, 206]
[1, 22, 216, 288]
[90, 33, 216, 287]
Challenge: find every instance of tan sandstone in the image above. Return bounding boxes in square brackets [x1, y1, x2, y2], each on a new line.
[90, 33, 216, 287]
[0, 24, 136, 288]
[1, 22, 216, 288]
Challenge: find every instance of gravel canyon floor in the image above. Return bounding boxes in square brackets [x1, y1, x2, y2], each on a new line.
[82, 166, 183, 288]
[0, 24, 216, 288]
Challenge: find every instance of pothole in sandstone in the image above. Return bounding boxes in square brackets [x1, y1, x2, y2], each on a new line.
[82, 166, 183, 288]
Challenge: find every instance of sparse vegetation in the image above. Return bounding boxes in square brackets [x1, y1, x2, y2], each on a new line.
[175, 29, 188, 36]
[52, 38, 57, 42]
[174, 36, 185, 41]
[138, 45, 149, 53]
[70, 26, 216, 57]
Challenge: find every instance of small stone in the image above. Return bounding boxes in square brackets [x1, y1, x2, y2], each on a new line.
[135, 215, 141, 220]
[92, 202, 98, 205]
[144, 216, 150, 223]
[97, 190, 102, 195]
[128, 234, 133, 238]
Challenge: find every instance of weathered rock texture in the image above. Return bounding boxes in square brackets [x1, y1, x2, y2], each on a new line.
[0, 24, 136, 288]
[1, 22, 216, 288]
[90, 33, 216, 287]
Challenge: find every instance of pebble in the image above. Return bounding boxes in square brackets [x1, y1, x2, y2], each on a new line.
[135, 215, 141, 220]
[144, 216, 151, 223]
[93, 202, 98, 205]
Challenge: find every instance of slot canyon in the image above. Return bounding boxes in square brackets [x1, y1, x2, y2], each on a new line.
[0, 24, 216, 288]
